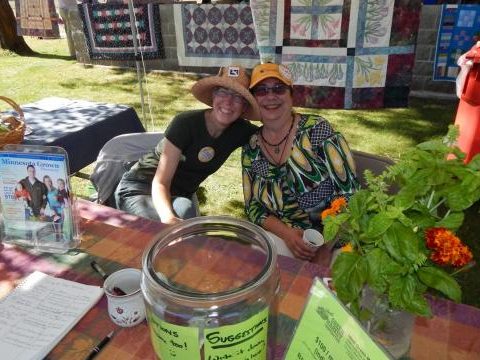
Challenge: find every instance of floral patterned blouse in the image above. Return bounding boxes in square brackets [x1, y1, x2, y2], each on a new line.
[242, 114, 359, 231]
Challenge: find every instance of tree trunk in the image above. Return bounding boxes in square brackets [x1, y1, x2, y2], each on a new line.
[0, 0, 35, 55]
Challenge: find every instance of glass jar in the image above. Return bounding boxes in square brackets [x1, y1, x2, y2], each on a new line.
[141, 216, 280, 360]
[361, 287, 416, 359]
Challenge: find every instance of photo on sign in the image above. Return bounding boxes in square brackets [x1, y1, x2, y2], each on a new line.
[0, 146, 78, 251]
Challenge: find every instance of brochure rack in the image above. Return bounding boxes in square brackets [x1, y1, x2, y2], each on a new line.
[0, 145, 80, 253]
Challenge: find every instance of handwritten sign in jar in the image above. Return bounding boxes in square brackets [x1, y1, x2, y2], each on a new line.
[141, 216, 280, 360]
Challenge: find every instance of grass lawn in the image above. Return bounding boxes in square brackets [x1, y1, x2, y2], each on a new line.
[1, 38, 478, 308]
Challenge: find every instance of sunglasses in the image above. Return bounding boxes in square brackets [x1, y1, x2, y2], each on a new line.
[213, 87, 246, 105]
[251, 84, 290, 97]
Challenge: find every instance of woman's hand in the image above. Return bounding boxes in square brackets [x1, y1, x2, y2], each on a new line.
[262, 216, 317, 261]
[162, 215, 183, 225]
[285, 228, 317, 261]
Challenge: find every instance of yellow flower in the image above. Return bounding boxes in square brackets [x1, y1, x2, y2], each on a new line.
[341, 243, 353, 252]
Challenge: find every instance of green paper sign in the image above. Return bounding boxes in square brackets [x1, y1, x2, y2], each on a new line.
[285, 278, 391, 360]
[147, 310, 201, 360]
[204, 307, 269, 360]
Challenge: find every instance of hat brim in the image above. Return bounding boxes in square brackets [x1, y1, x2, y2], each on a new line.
[191, 77, 261, 121]
[249, 72, 292, 89]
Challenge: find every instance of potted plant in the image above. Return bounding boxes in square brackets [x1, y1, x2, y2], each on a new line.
[321, 127, 478, 358]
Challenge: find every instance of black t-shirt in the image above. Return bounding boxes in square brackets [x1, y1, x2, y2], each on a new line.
[126, 109, 258, 196]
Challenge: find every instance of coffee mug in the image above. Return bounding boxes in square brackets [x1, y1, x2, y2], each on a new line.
[302, 229, 325, 249]
[104, 268, 146, 327]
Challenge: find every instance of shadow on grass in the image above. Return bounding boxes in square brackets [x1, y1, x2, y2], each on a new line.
[347, 101, 457, 145]
[59, 74, 138, 90]
[223, 200, 247, 220]
[57, 74, 192, 108]
[27, 52, 76, 61]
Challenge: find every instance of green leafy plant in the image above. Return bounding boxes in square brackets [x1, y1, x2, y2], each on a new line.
[323, 126, 479, 317]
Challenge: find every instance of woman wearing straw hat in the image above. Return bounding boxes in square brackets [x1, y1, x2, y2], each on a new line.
[242, 63, 359, 261]
[115, 66, 260, 225]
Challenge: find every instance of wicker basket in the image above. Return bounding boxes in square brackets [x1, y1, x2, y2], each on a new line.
[0, 96, 26, 149]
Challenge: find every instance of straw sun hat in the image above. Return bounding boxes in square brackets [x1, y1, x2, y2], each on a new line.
[191, 66, 261, 121]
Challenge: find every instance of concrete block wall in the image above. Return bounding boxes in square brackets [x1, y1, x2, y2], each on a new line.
[410, 5, 456, 99]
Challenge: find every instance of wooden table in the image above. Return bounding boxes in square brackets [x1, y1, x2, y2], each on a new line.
[1, 199, 479, 359]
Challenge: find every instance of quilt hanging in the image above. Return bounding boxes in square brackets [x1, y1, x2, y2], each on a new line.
[250, 0, 422, 109]
[78, 2, 164, 60]
[15, 0, 60, 38]
[173, 3, 260, 68]
[433, 4, 480, 81]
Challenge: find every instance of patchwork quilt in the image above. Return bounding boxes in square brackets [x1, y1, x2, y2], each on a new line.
[424, 1, 479, 4]
[78, 2, 164, 60]
[15, 0, 60, 38]
[433, 4, 480, 81]
[250, 0, 422, 109]
[173, 3, 260, 67]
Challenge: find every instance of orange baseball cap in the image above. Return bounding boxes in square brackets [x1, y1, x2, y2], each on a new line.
[249, 63, 293, 89]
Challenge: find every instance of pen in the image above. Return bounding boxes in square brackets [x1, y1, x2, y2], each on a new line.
[90, 260, 108, 280]
[85, 330, 115, 360]
[90, 261, 127, 296]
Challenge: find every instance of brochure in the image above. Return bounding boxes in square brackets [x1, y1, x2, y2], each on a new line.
[0, 145, 79, 253]
[284, 277, 391, 360]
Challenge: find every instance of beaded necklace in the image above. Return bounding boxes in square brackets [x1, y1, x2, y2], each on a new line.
[260, 116, 294, 154]
[262, 138, 290, 166]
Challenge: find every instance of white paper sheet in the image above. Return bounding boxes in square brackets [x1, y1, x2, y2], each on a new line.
[0, 271, 104, 360]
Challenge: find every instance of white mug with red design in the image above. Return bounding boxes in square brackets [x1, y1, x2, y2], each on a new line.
[104, 268, 146, 327]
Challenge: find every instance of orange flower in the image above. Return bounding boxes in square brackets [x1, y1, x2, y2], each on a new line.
[424, 227, 473, 267]
[425, 227, 445, 249]
[321, 197, 347, 220]
[330, 197, 347, 212]
[321, 208, 336, 219]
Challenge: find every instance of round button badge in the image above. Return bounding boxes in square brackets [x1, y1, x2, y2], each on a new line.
[198, 146, 215, 162]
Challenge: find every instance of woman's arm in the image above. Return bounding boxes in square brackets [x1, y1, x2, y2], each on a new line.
[321, 132, 359, 199]
[307, 116, 358, 200]
[242, 148, 269, 226]
[152, 139, 182, 225]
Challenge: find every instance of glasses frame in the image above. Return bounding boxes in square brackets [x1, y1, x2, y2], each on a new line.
[213, 87, 247, 105]
[251, 83, 290, 97]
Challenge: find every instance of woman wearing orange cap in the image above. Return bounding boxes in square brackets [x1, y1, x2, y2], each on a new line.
[242, 63, 358, 261]
[115, 66, 260, 224]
